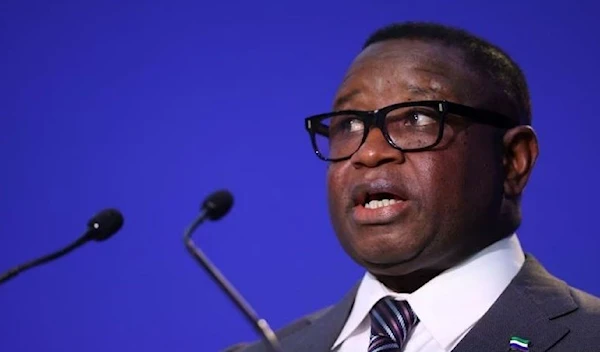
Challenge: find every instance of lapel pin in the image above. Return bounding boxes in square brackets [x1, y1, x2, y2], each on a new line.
[509, 336, 530, 351]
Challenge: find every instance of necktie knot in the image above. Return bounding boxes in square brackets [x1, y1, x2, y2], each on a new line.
[368, 297, 419, 352]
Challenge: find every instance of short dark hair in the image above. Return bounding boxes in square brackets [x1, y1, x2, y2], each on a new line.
[363, 22, 531, 124]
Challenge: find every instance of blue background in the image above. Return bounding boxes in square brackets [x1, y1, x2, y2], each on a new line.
[1, 1, 598, 351]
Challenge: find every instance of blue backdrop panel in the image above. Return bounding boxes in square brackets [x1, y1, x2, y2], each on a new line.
[0, 1, 598, 351]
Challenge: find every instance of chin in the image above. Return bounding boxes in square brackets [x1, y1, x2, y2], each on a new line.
[362, 259, 426, 276]
[343, 233, 434, 276]
[364, 249, 420, 264]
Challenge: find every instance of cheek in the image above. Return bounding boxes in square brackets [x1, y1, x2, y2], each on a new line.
[326, 164, 347, 209]
[411, 146, 472, 217]
[417, 127, 472, 201]
[466, 147, 504, 205]
[440, 131, 503, 222]
[418, 155, 462, 209]
[463, 129, 504, 190]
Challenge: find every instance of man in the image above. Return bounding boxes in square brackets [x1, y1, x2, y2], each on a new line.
[226, 22, 600, 352]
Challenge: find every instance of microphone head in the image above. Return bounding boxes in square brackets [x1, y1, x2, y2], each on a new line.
[86, 208, 124, 241]
[202, 189, 234, 221]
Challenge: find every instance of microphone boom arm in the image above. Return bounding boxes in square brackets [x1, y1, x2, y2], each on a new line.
[0, 208, 123, 286]
[183, 211, 283, 352]
[0, 235, 89, 285]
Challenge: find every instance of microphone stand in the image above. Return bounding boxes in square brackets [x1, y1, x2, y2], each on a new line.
[0, 236, 89, 285]
[184, 210, 283, 352]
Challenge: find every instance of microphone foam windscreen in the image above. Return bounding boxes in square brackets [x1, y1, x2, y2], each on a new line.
[202, 190, 234, 221]
[87, 208, 124, 241]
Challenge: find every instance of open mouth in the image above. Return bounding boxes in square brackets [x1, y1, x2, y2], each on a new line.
[354, 188, 405, 209]
[351, 183, 410, 224]
[363, 192, 403, 209]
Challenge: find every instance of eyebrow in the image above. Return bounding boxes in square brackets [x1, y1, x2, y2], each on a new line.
[405, 84, 441, 98]
[333, 84, 442, 110]
[333, 89, 361, 109]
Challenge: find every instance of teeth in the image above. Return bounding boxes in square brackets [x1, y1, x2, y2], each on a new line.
[364, 199, 398, 209]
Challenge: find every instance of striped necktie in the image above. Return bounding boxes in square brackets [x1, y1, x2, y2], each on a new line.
[368, 297, 419, 352]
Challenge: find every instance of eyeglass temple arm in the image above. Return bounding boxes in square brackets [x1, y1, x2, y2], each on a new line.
[312, 120, 329, 137]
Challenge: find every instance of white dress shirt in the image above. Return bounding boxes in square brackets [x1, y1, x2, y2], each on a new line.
[331, 234, 526, 352]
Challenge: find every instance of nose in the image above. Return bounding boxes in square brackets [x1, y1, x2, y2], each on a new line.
[350, 127, 405, 168]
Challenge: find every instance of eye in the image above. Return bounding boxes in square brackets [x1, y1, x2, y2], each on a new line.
[405, 111, 438, 126]
[329, 115, 365, 135]
[347, 118, 364, 132]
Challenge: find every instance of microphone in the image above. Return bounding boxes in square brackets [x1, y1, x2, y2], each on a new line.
[183, 190, 283, 352]
[0, 208, 124, 286]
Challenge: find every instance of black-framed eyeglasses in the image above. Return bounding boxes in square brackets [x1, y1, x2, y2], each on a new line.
[304, 100, 520, 162]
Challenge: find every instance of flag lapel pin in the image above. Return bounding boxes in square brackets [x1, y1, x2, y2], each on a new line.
[509, 336, 530, 351]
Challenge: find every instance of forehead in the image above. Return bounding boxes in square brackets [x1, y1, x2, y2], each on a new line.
[334, 39, 483, 109]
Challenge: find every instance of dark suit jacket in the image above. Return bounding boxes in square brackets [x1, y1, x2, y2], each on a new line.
[224, 255, 600, 351]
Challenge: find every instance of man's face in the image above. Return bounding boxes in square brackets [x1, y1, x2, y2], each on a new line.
[327, 39, 507, 276]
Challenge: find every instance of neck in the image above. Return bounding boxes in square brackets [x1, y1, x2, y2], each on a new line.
[373, 231, 514, 294]
[375, 269, 443, 293]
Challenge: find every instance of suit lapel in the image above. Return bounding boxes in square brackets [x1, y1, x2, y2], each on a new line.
[282, 284, 359, 352]
[452, 255, 577, 352]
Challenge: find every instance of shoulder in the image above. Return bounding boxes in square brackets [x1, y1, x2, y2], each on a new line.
[571, 285, 600, 308]
[552, 285, 600, 350]
[221, 306, 334, 352]
[565, 285, 600, 322]
[521, 256, 600, 324]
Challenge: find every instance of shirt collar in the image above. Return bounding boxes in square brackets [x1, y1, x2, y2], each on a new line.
[332, 234, 525, 350]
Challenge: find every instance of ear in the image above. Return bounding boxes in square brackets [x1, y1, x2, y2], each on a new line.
[502, 126, 539, 198]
